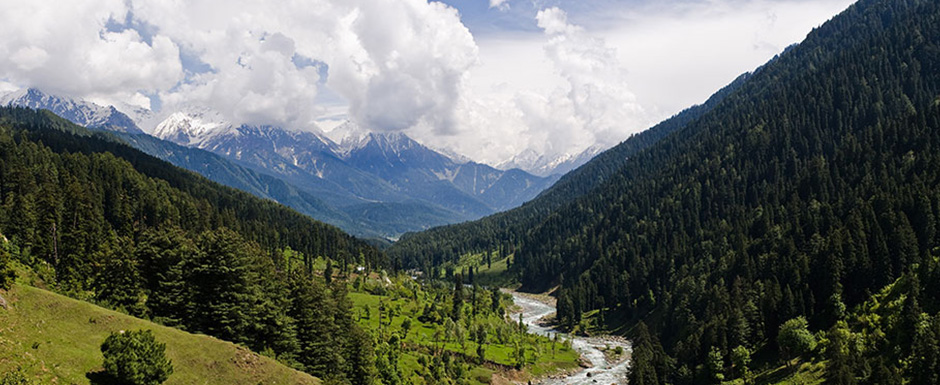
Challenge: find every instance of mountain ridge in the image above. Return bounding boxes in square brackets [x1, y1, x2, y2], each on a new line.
[1, 89, 557, 238]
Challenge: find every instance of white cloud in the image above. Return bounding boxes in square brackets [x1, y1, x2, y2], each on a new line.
[435, 0, 856, 166]
[126, 0, 477, 133]
[408, 7, 648, 166]
[536, 7, 581, 35]
[0, 0, 182, 110]
[490, 0, 510, 11]
[602, 0, 857, 119]
[326, 1, 477, 133]
[0, 0, 857, 169]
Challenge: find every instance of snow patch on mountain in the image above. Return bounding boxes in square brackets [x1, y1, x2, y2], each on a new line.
[152, 108, 235, 147]
[497, 144, 604, 177]
[0, 88, 144, 134]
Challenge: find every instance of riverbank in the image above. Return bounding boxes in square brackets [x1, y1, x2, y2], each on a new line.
[508, 291, 632, 384]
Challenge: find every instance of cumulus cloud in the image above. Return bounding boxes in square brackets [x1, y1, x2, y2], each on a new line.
[0, 0, 855, 169]
[0, 0, 182, 109]
[490, 0, 510, 11]
[413, 6, 648, 166]
[0, 0, 476, 133]
[137, 0, 475, 132]
[538, 7, 647, 147]
[326, 1, 477, 133]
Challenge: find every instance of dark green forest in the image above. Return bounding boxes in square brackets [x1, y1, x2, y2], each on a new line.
[397, 0, 940, 383]
[0, 107, 383, 383]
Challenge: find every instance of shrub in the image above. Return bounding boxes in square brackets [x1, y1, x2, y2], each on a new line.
[0, 367, 29, 385]
[101, 329, 173, 385]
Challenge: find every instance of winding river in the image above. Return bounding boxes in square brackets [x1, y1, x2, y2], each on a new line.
[510, 292, 632, 384]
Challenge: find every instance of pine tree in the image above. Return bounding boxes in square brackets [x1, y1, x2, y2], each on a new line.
[290, 271, 341, 378]
[825, 322, 856, 385]
[187, 229, 257, 345]
[628, 322, 660, 385]
[0, 237, 16, 290]
[93, 233, 146, 317]
[452, 273, 464, 321]
[136, 228, 194, 326]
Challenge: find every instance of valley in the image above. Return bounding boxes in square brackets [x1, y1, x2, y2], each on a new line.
[4, 0, 940, 384]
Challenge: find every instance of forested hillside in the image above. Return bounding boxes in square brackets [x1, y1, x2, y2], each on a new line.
[393, 0, 940, 383]
[0, 107, 383, 383]
[503, 0, 940, 383]
[388, 71, 750, 269]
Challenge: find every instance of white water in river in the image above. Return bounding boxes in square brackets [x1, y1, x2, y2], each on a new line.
[510, 292, 632, 385]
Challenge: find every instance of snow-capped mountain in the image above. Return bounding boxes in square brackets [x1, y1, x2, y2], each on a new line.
[498, 144, 605, 177]
[154, 112, 558, 218]
[0, 88, 144, 134]
[3, 87, 562, 238]
[152, 109, 234, 147]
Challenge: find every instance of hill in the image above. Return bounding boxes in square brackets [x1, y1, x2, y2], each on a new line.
[0, 284, 319, 384]
[395, 0, 940, 383]
[0, 107, 382, 383]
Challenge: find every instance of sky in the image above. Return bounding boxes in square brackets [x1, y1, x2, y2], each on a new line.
[0, 0, 856, 167]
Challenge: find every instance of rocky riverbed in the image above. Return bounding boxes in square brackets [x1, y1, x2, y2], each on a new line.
[509, 292, 631, 384]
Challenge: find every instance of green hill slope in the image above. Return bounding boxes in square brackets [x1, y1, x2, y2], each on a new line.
[0, 284, 318, 385]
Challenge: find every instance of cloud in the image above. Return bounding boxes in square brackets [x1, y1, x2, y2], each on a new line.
[490, 0, 510, 11]
[326, 1, 477, 133]
[127, 0, 476, 133]
[536, 7, 581, 35]
[0, 0, 856, 169]
[411, 6, 648, 166]
[0, 0, 182, 109]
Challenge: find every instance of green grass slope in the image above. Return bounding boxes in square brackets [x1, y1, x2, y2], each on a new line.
[0, 284, 318, 385]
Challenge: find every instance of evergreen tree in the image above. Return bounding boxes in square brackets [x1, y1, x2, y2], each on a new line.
[825, 322, 856, 385]
[135, 228, 194, 327]
[187, 229, 257, 345]
[289, 271, 341, 378]
[908, 315, 940, 385]
[628, 322, 660, 385]
[0, 237, 16, 290]
[452, 272, 464, 321]
[93, 234, 146, 317]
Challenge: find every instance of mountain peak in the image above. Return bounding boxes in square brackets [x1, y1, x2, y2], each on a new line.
[498, 144, 605, 177]
[153, 109, 235, 147]
[0, 88, 144, 134]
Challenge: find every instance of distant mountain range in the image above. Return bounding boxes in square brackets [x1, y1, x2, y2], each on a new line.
[2, 88, 560, 239]
[0, 88, 144, 134]
[497, 145, 605, 178]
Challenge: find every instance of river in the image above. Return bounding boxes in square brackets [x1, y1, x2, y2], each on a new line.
[509, 292, 632, 384]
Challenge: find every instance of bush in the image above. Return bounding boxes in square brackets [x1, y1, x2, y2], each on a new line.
[101, 329, 174, 385]
[0, 367, 29, 385]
